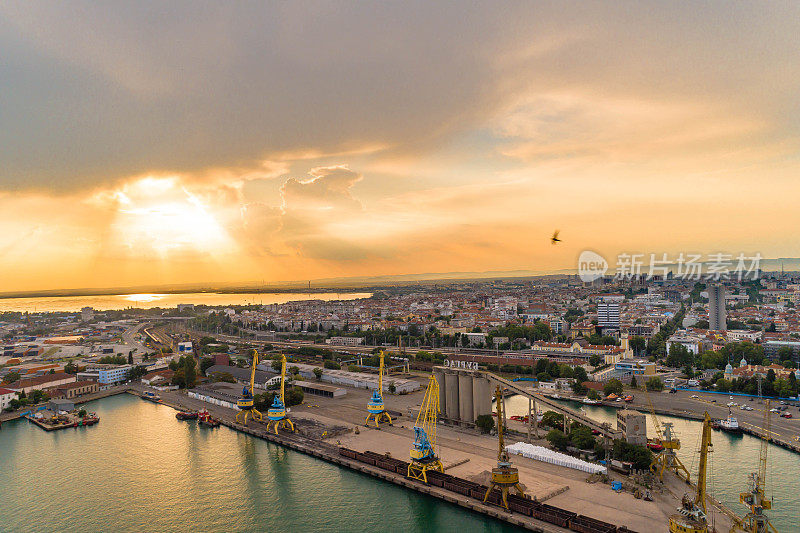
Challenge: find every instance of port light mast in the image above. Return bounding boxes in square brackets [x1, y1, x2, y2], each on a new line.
[235, 349, 264, 425]
[365, 351, 393, 427]
[407, 373, 444, 483]
[265, 354, 295, 434]
[483, 385, 525, 509]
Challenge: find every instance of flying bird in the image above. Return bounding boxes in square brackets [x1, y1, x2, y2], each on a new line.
[551, 230, 561, 244]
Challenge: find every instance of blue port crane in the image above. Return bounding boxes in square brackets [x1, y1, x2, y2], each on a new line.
[265, 354, 295, 434]
[365, 351, 393, 428]
[235, 349, 263, 425]
[407, 373, 443, 483]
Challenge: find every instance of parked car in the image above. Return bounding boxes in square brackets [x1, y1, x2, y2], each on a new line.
[781, 412, 793, 419]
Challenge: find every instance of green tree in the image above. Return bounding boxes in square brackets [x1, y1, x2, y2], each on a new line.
[285, 386, 304, 406]
[603, 379, 624, 396]
[629, 336, 646, 355]
[546, 429, 570, 451]
[571, 380, 587, 395]
[569, 426, 596, 449]
[589, 354, 602, 367]
[573, 366, 589, 383]
[272, 358, 282, 372]
[388, 382, 396, 394]
[2, 371, 21, 384]
[128, 365, 148, 380]
[324, 360, 341, 370]
[476, 414, 495, 434]
[64, 362, 79, 374]
[253, 392, 276, 412]
[715, 378, 732, 392]
[630, 374, 637, 388]
[645, 377, 664, 391]
[200, 358, 215, 375]
[541, 411, 564, 430]
[183, 356, 197, 389]
[587, 388, 601, 400]
[313, 367, 323, 380]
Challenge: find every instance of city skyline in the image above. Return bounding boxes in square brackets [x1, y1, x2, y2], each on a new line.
[2, 2, 800, 292]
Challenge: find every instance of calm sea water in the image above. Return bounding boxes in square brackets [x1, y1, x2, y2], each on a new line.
[0, 292, 371, 313]
[0, 394, 514, 533]
[504, 396, 799, 531]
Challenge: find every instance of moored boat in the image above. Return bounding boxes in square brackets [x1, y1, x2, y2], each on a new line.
[715, 409, 741, 433]
[176, 411, 198, 420]
[198, 409, 220, 428]
[140, 391, 161, 403]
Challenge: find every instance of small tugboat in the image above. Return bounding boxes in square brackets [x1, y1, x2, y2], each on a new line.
[582, 397, 602, 405]
[176, 410, 198, 420]
[140, 390, 161, 403]
[198, 409, 220, 428]
[715, 409, 742, 434]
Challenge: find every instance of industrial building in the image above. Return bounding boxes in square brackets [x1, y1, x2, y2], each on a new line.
[204, 365, 347, 399]
[51, 381, 99, 399]
[0, 387, 17, 410]
[617, 409, 647, 446]
[433, 367, 492, 425]
[256, 362, 420, 394]
[3, 372, 76, 395]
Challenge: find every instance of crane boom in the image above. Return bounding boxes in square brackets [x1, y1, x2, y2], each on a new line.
[280, 353, 286, 405]
[265, 353, 295, 434]
[695, 411, 711, 512]
[235, 349, 263, 425]
[408, 373, 443, 483]
[250, 350, 259, 395]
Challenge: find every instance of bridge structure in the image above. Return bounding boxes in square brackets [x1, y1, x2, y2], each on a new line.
[433, 366, 622, 440]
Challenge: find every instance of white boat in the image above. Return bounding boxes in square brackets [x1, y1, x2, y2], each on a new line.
[717, 409, 741, 433]
[582, 398, 602, 405]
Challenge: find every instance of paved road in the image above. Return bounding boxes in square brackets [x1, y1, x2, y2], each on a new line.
[624, 388, 800, 442]
[120, 322, 149, 361]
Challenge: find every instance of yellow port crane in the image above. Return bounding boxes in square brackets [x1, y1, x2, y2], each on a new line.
[365, 351, 393, 428]
[408, 373, 444, 483]
[669, 411, 713, 533]
[734, 400, 777, 533]
[484, 385, 525, 509]
[235, 349, 263, 425]
[646, 389, 690, 482]
[265, 354, 295, 434]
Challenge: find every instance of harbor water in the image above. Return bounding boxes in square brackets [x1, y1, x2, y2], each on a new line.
[0, 291, 371, 313]
[504, 395, 800, 531]
[0, 394, 514, 533]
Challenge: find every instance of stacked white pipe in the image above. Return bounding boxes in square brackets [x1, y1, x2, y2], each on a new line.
[506, 442, 607, 475]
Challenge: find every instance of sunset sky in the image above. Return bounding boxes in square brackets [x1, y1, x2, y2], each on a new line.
[1, 2, 799, 291]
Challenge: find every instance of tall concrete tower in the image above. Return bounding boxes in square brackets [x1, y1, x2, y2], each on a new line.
[708, 284, 726, 331]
